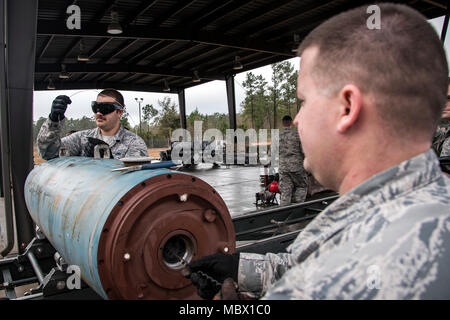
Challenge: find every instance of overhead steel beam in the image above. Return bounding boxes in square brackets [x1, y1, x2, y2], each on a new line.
[216, 0, 294, 33]
[246, 0, 335, 39]
[36, 21, 294, 56]
[91, 0, 119, 21]
[176, 78, 213, 90]
[266, 0, 369, 42]
[35, 63, 225, 81]
[172, 46, 225, 69]
[151, 0, 197, 27]
[94, 72, 110, 82]
[152, 42, 196, 67]
[133, 41, 179, 65]
[38, 0, 78, 59]
[58, 38, 82, 64]
[76, 72, 91, 82]
[205, 51, 267, 73]
[87, 38, 113, 60]
[37, 35, 54, 60]
[58, 0, 119, 64]
[102, 39, 139, 63]
[422, 0, 447, 10]
[83, 1, 155, 62]
[189, 0, 235, 25]
[192, 0, 249, 30]
[120, 0, 158, 27]
[125, 40, 168, 65]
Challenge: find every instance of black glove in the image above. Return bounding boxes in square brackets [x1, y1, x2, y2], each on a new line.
[188, 253, 240, 283]
[189, 272, 222, 300]
[187, 253, 240, 299]
[49, 95, 71, 122]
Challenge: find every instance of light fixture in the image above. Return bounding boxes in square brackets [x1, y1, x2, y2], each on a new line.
[192, 70, 201, 83]
[59, 64, 70, 79]
[47, 78, 56, 90]
[77, 40, 89, 62]
[163, 80, 171, 92]
[233, 56, 243, 70]
[107, 10, 123, 34]
[291, 34, 300, 53]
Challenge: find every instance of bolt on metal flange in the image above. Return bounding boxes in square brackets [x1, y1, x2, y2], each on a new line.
[179, 194, 188, 202]
[203, 209, 217, 222]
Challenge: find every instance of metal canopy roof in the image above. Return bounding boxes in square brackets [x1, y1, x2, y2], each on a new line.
[35, 0, 448, 93]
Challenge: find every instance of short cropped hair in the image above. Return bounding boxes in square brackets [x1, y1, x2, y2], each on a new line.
[98, 88, 125, 108]
[282, 115, 293, 127]
[297, 3, 448, 138]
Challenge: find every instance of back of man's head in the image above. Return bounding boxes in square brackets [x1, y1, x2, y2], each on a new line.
[298, 3, 448, 140]
[282, 115, 293, 127]
[98, 88, 125, 108]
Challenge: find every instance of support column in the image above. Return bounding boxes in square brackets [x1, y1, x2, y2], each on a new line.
[178, 88, 187, 130]
[225, 74, 237, 130]
[3, 0, 38, 254]
[0, 0, 15, 256]
[441, 12, 449, 43]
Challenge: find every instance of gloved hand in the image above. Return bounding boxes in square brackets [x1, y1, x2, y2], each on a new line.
[187, 253, 240, 299]
[49, 95, 71, 121]
[83, 137, 113, 158]
[215, 278, 239, 300]
[189, 271, 222, 300]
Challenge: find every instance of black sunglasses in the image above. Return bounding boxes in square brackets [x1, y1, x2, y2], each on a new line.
[91, 101, 123, 115]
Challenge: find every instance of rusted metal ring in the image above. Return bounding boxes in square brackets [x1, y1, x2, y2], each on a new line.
[97, 172, 235, 299]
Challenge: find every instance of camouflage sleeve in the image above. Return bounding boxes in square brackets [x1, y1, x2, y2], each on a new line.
[440, 137, 450, 156]
[37, 118, 64, 160]
[124, 136, 149, 158]
[37, 118, 83, 160]
[237, 251, 296, 298]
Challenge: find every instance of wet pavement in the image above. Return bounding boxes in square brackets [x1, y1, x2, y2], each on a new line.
[175, 163, 269, 217]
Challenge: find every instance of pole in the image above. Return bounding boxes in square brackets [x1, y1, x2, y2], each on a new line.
[139, 101, 142, 136]
[135, 97, 143, 136]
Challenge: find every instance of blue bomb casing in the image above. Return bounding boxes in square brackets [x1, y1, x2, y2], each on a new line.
[24, 157, 235, 299]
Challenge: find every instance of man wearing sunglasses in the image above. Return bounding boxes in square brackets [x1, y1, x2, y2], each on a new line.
[37, 89, 149, 160]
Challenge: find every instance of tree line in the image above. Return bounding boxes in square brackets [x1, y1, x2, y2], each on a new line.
[239, 60, 299, 130]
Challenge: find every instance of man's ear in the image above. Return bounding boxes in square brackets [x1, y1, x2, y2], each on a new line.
[336, 84, 363, 133]
[117, 109, 124, 118]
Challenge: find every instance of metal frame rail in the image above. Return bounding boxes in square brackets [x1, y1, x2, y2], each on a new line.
[0, 193, 337, 299]
[0, 237, 101, 300]
[233, 194, 338, 240]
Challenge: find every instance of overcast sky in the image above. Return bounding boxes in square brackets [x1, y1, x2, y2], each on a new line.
[33, 16, 449, 127]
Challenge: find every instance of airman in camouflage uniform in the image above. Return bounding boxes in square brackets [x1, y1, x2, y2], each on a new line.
[37, 89, 148, 160]
[278, 116, 308, 205]
[187, 3, 450, 300]
[442, 137, 450, 156]
[238, 150, 450, 299]
[432, 84, 450, 157]
[37, 119, 148, 160]
[433, 123, 450, 156]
